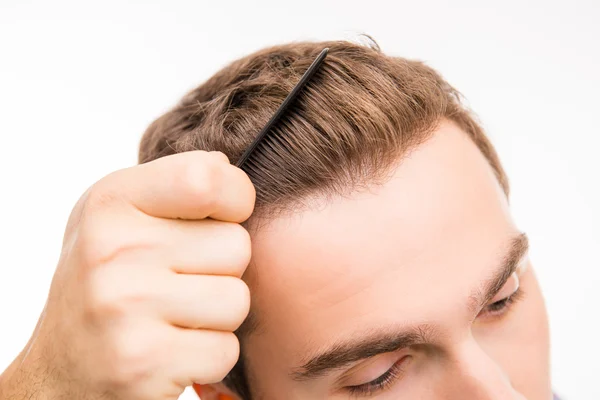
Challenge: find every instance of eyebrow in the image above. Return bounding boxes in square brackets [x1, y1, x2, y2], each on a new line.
[289, 233, 529, 382]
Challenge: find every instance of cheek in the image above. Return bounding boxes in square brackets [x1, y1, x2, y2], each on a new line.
[474, 266, 551, 396]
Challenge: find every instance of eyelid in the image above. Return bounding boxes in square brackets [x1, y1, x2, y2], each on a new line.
[489, 271, 520, 304]
[345, 355, 412, 397]
[336, 350, 405, 388]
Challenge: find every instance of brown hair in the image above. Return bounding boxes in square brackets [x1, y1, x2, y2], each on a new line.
[139, 38, 509, 398]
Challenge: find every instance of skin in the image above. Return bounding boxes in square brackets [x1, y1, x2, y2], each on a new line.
[0, 120, 551, 400]
[202, 121, 552, 399]
[0, 151, 255, 400]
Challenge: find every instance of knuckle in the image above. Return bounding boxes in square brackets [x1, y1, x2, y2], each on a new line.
[84, 267, 148, 322]
[209, 151, 231, 164]
[246, 176, 257, 207]
[78, 226, 112, 267]
[211, 333, 240, 381]
[75, 173, 144, 269]
[83, 174, 122, 212]
[77, 222, 129, 268]
[85, 269, 125, 319]
[177, 154, 220, 209]
[108, 330, 156, 385]
[227, 278, 251, 323]
[239, 169, 256, 199]
[226, 224, 252, 269]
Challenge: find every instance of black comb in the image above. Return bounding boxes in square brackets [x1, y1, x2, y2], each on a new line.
[235, 48, 329, 169]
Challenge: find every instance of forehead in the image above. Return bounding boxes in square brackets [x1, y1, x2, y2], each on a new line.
[244, 121, 516, 371]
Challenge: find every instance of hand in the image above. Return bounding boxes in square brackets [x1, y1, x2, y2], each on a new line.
[0, 151, 256, 400]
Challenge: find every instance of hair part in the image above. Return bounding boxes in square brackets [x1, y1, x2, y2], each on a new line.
[138, 38, 509, 398]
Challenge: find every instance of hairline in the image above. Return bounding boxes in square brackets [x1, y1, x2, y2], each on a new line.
[238, 118, 509, 339]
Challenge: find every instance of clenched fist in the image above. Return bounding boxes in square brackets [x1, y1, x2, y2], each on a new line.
[0, 151, 256, 400]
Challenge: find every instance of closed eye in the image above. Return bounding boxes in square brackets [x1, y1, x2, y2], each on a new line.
[344, 355, 411, 397]
[478, 287, 524, 320]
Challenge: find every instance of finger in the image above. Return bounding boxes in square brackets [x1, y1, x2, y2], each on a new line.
[158, 274, 250, 331]
[153, 217, 252, 276]
[82, 210, 252, 277]
[98, 151, 256, 222]
[169, 328, 240, 385]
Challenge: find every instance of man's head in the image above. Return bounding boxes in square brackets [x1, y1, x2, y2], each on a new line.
[140, 40, 551, 399]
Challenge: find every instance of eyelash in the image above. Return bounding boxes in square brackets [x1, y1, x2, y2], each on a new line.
[345, 288, 525, 397]
[479, 287, 525, 319]
[346, 357, 409, 397]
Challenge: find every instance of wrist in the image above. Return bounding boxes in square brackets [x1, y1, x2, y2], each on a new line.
[0, 347, 63, 400]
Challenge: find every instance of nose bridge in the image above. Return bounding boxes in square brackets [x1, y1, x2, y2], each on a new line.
[447, 339, 527, 400]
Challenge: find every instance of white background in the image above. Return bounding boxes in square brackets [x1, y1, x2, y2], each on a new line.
[0, 1, 598, 399]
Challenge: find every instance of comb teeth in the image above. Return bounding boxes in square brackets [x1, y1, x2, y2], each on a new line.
[235, 48, 329, 169]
